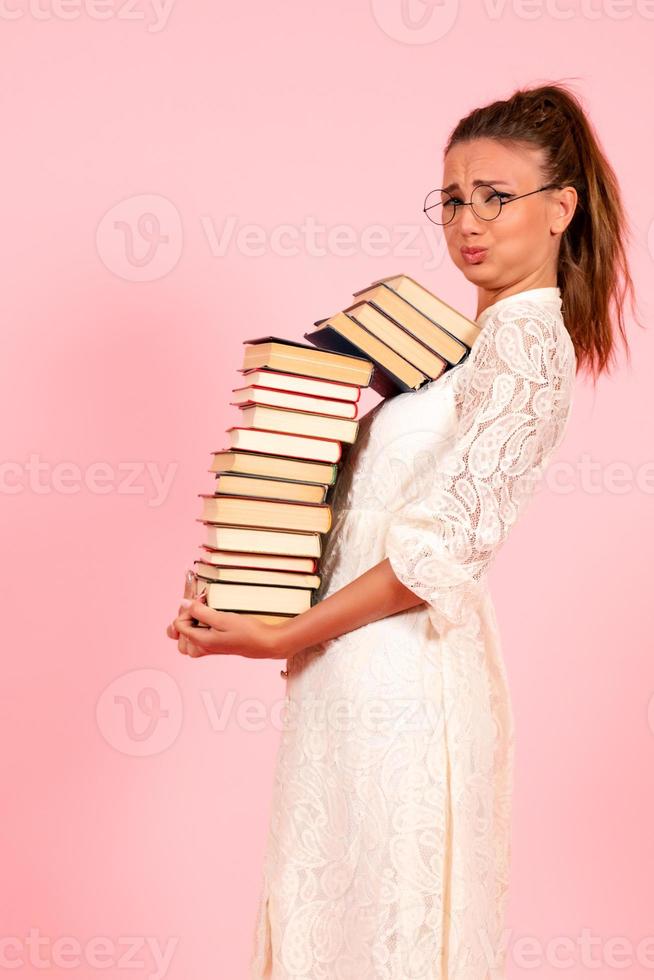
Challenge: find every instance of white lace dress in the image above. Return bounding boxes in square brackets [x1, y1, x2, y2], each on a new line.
[249, 286, 577, 980]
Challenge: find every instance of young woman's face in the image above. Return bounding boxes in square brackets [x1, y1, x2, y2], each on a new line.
[440, 138, 560, 291]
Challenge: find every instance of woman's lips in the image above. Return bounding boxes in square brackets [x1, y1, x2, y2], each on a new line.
[461, 247, 487, 264]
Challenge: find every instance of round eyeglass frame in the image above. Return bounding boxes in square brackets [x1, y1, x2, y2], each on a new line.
[423, 182, 563, 225]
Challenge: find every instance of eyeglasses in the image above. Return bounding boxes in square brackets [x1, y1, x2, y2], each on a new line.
[423, 182, 562, 225]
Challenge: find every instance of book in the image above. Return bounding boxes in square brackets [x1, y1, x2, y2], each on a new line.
[348, 284, 468, 366]
[199, 493, 332, 533]
[209, 450, 338, 486]
[235, 403, 359, 444]
[231, 383, 358, 419]
[201, 581, 313, 615]
[368, 273, 481, 348]
[245, 614, 297, 624]
[198, 545, 317, 573]
[237, 367, 362, 403]
[193, 561, 321, 590]
[226, 426, 343, 463]
[346, 301, 449, 378]
[212, 472, 328, 504]
[199, 521, 323, 558]
[242, 335, 373, 386]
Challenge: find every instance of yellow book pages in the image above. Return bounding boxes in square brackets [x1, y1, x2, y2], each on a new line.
[202, 523, 323, 558]
[312, 311, 426, 388]
[242, 339, 373, 385]
[347, 301, 448, 378]
[231, 385, 357, 419]
[238, 403, 359, 444]
[370, 273, 481, 348]
[209, 451, 338, 486]
[350, 285, 467, 365]
[206, 581, 312, 615]
[213, 473, 327, 504]
[200, 494, 332, 533]
[227, 427, 342, 464]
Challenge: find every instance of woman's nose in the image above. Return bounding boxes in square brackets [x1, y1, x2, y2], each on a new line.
[456, 203, 485, 233]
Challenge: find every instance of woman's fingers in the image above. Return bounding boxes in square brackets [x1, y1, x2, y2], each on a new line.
[177, 574, 199, 621]
[166, 570, 211, 653]
[166, 570, 197, 640]
[184, 568, 197, 600]
[178, 581, 208, 621]
[178, 633, 204, 657]
[180, 598, 229, 631]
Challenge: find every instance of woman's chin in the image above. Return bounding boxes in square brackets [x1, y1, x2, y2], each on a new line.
[460, 264, 494, 285]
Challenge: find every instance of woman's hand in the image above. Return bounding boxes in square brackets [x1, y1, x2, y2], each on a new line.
[165, 569, 204, 657]
[165, 570, 286, 661]
[166, 556, 423, 663]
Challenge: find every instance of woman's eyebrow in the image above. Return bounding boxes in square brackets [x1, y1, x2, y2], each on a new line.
[442, 179, 512, 193]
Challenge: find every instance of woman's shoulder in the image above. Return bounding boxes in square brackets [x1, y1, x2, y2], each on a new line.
[470, 292, 576, 380]
[445, 294, 576, 420]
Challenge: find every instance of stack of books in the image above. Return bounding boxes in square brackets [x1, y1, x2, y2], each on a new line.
[190, 273, 480, 624]
[193, 338, 374, 624]
[306, 273, 481, 397]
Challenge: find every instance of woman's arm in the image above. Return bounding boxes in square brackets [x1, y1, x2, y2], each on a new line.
[169, 559, 424, 660]
[271, 557, 425, 659]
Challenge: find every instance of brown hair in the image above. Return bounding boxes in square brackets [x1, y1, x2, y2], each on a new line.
[444, 80, 642, 383]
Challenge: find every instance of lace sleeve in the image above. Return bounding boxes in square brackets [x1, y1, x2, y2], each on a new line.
[383, 302, 576, 634]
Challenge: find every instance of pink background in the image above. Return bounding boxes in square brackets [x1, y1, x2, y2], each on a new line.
[2, 1, 653, 977]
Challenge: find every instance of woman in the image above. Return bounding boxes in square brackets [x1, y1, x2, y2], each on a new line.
[167, 82, 636, 979]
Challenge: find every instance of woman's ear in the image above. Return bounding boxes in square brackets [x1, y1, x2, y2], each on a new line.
[551, 185, 578, 236]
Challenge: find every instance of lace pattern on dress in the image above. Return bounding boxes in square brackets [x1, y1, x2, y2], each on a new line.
[384, 299, 576, 635]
